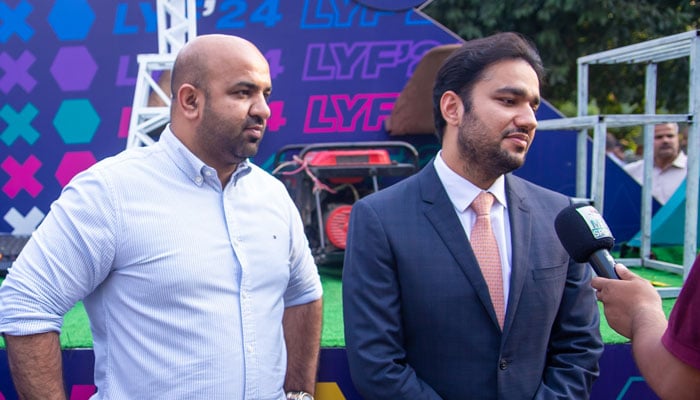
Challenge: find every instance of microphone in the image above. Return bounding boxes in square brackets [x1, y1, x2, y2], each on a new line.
[554, 203, 620, 279]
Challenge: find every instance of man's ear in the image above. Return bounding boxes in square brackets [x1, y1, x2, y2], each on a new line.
[440, 90, 463, 127]
[176, 84, 201, 119]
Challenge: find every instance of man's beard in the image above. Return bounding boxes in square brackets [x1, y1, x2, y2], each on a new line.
[199, 105, 262, 162]
[457, 112, 526, 178]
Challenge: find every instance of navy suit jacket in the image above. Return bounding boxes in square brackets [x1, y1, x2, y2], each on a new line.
[342, 162, 603, 400]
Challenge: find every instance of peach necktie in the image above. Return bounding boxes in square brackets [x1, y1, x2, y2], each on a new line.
[470, 191, 505, 328]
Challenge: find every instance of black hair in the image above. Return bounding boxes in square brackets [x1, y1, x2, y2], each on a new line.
[432, 32, 545, 141]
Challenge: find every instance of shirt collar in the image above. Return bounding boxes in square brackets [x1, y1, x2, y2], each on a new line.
[672, 151, 687, 169]
[434, 150, 507, 212]
[159, 125, 251, 188]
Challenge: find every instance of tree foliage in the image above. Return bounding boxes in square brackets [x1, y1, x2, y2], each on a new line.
[422, 0, 700, 118]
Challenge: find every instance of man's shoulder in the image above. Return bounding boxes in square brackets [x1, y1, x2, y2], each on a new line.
[673, 151, 688, 168]
[623, 159, 644, 172]
[248, 162, 288, 186]
[70, 146, 163, 184]
[506, 174, 567, 198]
[242, 162, 300, 202]
[505, 174, 573, 213]
[356, 165, 426, 207]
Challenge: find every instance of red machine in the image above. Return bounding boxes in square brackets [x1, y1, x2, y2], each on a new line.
[273, 141, 419, 268]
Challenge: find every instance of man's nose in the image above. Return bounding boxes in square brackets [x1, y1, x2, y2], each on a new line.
[251, 94, 271, 120]
[514, 105, 537, 131]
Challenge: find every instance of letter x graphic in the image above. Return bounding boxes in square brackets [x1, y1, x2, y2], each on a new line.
[1, 155, 43, 198]
[0, 50, 37, 94]
[0, 0, 34, 42]
[0, 103, 40, 145]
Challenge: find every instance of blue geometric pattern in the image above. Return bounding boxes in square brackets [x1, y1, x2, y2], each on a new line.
[53, 99, 100, 144]
[0, 0, 34, 42]
[47, 0, 95, 40]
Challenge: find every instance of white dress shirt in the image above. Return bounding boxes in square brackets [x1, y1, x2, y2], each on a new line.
[624, 151, 687, 204]
[433, 152, 512, 311]
[0, 126, 322, 400]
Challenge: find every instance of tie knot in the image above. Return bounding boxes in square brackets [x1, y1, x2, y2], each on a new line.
[471, 191, 494, 216]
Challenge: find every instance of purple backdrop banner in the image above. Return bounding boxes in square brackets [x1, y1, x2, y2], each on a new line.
[0, 0, 458, 234]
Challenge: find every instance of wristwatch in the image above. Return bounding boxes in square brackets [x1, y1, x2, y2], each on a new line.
[286, 391, 314, 400]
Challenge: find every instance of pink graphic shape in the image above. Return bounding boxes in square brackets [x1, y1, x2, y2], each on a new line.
[55, 151, 96, 187]
[69, 384, 97, 400]
[1, 155, 43, 198]
[267, 101, 286, 131]
[118, 106, 131, 138]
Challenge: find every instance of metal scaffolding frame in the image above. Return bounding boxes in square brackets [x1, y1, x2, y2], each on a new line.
[126, 0, 196, 149]
[538, 30, 700, 298]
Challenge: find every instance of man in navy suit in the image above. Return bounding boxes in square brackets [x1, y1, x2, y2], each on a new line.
[342, 32, 603, 399]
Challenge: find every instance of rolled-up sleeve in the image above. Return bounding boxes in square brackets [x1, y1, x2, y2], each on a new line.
[0, 168, 116, 336]
[283, 195, 322, 307]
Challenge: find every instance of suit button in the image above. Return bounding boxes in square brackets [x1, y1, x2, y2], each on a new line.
[499, 359, 508, 370]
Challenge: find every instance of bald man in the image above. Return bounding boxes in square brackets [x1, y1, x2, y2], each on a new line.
[624, 123, 688, 204]
[0, 35, 323, 400]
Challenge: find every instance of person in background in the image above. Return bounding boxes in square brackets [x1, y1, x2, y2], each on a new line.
[342, 32, 602, 400]
[624, 122, 687, 204]
[606, 132, 628, 166]
[592, 256, 700, 400]
[0, 34, 322, 400]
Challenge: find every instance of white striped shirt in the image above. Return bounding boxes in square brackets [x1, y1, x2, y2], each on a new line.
[0, 126, 322, 399]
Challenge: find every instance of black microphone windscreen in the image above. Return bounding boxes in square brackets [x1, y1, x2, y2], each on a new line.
[554, 204, 615, 263]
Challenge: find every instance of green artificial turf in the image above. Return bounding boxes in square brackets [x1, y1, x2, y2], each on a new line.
[0, 258, 690, 349]
[599, 266, 682, 344]
[320, 269, 345, 347]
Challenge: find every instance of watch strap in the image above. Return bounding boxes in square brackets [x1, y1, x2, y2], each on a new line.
[286, 391, 314, 400]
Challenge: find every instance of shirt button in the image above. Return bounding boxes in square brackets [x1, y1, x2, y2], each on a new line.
[499, 359, 508, 370]
[194, 176, 203, 184]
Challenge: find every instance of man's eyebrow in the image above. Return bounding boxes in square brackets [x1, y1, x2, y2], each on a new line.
[234, 81, 272, 93]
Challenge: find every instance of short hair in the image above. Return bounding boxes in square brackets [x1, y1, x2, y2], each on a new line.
[606, 132, 620, 150]
[432, 32, 544, 141]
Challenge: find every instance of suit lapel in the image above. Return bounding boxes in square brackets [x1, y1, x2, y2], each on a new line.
[503, 175, 532, 334]
[418, 163, 499, 325]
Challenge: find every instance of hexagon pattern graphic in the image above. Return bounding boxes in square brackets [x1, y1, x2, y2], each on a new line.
[53, 99, 100, 144]
[55, 151, 96, 187]
[47, 0, 95, 41]
[50, 46, 97, 91]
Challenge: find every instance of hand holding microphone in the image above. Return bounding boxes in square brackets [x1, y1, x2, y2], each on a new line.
[554, 203, 620, 279]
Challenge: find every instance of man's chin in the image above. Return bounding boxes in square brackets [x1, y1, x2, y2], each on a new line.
[658, 149, 677, 157]
[505, 150, 527, 167]
[242, 144, 260, 159]
[489, 157, 525, 176]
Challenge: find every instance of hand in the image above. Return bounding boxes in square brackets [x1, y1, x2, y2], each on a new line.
[591, 264, 665, 339]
